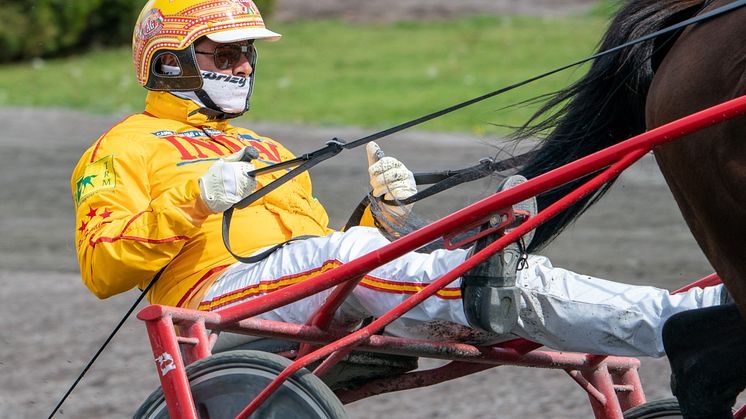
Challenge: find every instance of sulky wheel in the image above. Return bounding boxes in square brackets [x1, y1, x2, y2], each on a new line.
[623, 398, 683, 419]
[134, 350, 348, 419]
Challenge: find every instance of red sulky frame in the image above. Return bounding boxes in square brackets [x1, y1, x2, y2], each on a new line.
[138, 94, 746, 419]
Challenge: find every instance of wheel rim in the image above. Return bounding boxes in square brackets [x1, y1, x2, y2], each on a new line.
[146, 365, 333, 418]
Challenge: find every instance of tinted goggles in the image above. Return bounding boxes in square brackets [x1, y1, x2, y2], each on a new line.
[195, 43, 256, 70]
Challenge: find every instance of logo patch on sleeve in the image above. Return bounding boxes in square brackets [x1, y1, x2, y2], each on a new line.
[75, 155, 117, 206]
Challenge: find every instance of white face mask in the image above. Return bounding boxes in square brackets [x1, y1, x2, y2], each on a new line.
[198, 71, 252, 114]
[162, 64, 252, 115]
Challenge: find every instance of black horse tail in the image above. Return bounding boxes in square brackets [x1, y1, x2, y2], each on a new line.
[516, 0, 711, 253]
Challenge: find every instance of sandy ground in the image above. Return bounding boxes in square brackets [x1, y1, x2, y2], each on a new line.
[0, 1, 728, 418]
[0, 106, 718, 418]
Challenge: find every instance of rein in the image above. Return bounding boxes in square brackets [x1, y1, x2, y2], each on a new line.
[387, 150, 539, 206]
[221, 149, 539, 262]
[341, 152, 538, 231]
[49, 0, 746, 416]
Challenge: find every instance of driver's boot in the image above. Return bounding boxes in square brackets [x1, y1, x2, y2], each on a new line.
[461, 175, 536, 335]
[663, 303, 746, 419]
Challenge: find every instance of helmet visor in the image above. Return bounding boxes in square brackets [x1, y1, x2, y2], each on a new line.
[206, 27, 282, 43]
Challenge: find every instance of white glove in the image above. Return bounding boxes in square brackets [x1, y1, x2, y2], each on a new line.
[198, 147, 257, 213]
[367, 142, 417, 216]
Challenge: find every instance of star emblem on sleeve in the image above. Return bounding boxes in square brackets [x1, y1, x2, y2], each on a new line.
[79, 207, 114, 236]
[85, 207, 113, 220]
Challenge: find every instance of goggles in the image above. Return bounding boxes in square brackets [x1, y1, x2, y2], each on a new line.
[195, 43, 256, 70]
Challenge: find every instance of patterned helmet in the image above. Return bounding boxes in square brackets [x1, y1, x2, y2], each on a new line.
[133, 0, 281, 91]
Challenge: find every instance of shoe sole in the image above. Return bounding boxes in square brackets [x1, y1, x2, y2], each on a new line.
[460, 175, 536, 334]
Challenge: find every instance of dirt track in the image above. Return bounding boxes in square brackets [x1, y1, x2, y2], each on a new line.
[0, 0, 728, 418]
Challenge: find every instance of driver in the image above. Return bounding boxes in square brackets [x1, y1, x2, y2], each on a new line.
[72, 0, 725, 358]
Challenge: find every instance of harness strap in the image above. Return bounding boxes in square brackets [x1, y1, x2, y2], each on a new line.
[344, 197, 371, 231]
[382, 150, 538, 206]
[222, 206, 318, 264]
[222, 146, 338, 262]
[232, 235, 318, 264]
[343, 150, 538, 230]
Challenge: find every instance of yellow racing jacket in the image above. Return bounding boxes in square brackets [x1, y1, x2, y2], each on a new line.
[72, 92, 334, 307]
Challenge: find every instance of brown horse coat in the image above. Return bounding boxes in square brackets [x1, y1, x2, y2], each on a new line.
[648, 0, 746, 315]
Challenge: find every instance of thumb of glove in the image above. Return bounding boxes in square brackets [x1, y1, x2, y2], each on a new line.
[223, 146, 260, 163]
[366, 141, 385, 167]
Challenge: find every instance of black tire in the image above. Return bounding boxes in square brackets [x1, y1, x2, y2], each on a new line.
[134, 350, 348, 419]
[623, 399, 683, 419]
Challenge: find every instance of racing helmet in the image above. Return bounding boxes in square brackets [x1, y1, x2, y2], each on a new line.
[133, 0, 281, 91]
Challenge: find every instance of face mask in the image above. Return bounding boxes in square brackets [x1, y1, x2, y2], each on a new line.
[162, 65, 252, 115]
[198, 71, 252, 114]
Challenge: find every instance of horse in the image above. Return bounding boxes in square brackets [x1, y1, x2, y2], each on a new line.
[514, 0, 746, 416]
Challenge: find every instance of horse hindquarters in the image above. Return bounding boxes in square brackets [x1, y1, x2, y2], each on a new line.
[647, 1, 746, 416]
[646, 0, 746, 318]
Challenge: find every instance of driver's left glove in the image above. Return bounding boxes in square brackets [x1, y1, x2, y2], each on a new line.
[367, 142, 417, 217]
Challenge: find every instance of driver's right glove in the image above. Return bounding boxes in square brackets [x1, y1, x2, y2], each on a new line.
[198, 147, 257, 213]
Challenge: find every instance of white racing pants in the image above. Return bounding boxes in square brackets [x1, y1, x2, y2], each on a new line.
[203, 227, 723, 357]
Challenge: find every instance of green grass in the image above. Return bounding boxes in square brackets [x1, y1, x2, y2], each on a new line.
[0, 14, 610, 134]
